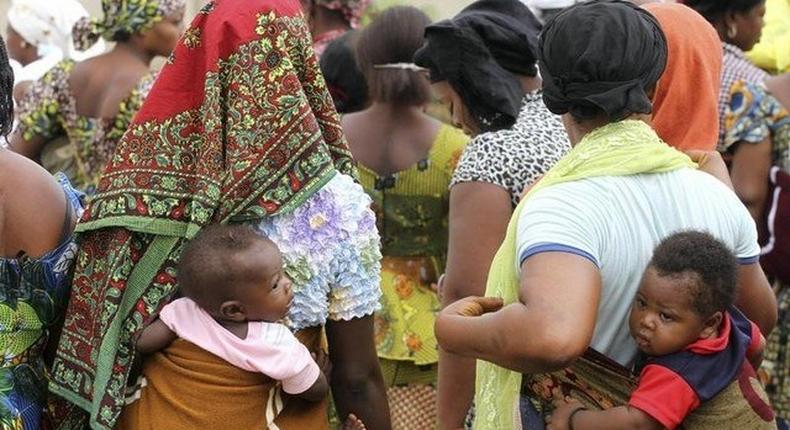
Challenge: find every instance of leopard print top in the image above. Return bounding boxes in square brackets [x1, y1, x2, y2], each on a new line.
[450, 91, 571, 207]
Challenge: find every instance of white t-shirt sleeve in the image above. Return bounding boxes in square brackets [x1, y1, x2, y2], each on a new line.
[515, 185, 602, 273]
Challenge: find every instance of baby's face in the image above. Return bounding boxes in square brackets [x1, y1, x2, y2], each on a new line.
[240, 244, 294, 323]
[628, 267, 708, 357]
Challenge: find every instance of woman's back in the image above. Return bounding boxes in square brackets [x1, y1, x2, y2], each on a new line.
[344, 110, 439, 175]
[352, 117, 466, 256]
[518, 166, 758, 365]
[15, 58, 154, 191]
[70, 50, 151, 120]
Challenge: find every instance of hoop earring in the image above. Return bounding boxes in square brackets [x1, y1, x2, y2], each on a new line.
[727, 24, 738, 40]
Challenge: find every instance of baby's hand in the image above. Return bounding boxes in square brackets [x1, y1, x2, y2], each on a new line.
[341, 414, 367, 430]
[685, 150, 733, 190]
[547, 398, 586, 430]
[311, 350, 332, 383]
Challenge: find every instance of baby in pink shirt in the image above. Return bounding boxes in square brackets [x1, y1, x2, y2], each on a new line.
[136, 224, 328, 401]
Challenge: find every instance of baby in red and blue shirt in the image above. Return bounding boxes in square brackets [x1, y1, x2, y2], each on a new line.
[550, 231, 776, 430]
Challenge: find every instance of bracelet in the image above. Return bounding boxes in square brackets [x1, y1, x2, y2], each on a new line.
[568, 406, 588, 430]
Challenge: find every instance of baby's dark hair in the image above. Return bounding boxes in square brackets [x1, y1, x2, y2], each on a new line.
[178, 224, 278, 311]
[649, 231, 737, 318]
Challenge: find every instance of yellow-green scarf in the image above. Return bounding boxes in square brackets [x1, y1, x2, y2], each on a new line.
[473, 120, 697, 429]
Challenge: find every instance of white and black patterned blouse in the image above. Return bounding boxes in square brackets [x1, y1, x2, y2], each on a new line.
[450, 90, 571, 207]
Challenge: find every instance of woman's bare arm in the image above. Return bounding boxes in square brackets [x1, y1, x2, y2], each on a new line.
[326, 315, 391, 430]
[438, 182, 511, 430]
[736, 263, 777, 335]
[435, 252, 601, 374]
[765, 73, 790, 110]
[730, 137, 772, 222]
[0, 149, 70, 257]
[8, 128, 46, 161]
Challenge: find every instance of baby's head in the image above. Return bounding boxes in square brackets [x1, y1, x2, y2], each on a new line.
[178, 224, 293, 323]
[629, 231, 737, 356]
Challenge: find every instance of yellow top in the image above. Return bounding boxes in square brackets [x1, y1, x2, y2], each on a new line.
[359, 123, 468, 367]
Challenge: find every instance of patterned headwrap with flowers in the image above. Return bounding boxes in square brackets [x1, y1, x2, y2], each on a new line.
[72, 0, 186, 51]
[315, 0, 370, 28]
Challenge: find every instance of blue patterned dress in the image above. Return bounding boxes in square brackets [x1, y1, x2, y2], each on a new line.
[0, 174, 83, 430]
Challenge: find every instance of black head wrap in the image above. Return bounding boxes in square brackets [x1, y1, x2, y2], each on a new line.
[414, 0, 542, 132]
[320, 31, 369, 114]
[538, 0, 668, 122]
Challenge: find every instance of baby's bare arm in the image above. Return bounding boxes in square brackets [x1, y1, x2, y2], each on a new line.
[748, 332, 766, 370]
[136, 319, 177, 355]
[296, 349, 331, 402]
[549, 401, 664, 430]
[297, 371, 329, 402]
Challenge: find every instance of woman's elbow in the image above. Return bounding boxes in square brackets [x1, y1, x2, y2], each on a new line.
[733, 177, 768, 218]
[757, 306, 778, 336]
[503, 333, 587, 373]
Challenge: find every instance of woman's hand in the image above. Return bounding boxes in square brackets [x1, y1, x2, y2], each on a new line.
[685, 150, 733, 190]
[435, 297, 504, 358]
[440, 296, 504, 317]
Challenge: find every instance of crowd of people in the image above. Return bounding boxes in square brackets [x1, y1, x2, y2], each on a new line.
[0, 0, 787, 429]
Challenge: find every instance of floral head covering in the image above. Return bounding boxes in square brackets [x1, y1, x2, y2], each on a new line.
[314, 0, 370, 28]
[72, 0, 186, 51]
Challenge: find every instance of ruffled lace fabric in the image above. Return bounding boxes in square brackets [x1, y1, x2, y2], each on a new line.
[253, 173, 382, 330]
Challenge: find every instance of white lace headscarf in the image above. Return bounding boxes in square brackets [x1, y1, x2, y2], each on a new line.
[8, 0, 106, 60]
[8, 0, 105, 83]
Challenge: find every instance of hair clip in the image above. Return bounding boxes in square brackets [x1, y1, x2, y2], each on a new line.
[373, 63, 429, 72]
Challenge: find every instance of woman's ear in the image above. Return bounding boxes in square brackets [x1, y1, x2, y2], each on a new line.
[219, 301, 247, 322]
[723, 10, 740, 40]
[645, 84, 657, 101]
[700, 311, 724, 339]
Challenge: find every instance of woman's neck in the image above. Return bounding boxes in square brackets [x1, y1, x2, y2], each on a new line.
[311, 7, 351, 37]
[565, 114, 652, 147]
[112, 41, 155, 66]
[519, 75, 542, 94]
[365, 101, 425, 121]
[16, 49, 40, 67]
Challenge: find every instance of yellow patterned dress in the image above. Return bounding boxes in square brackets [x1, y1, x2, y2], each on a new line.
[359, 124, 467, 429]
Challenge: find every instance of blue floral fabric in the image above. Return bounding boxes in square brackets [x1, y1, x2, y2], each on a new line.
[253, 172, 382, 330]
[722, 80, 790, 171]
